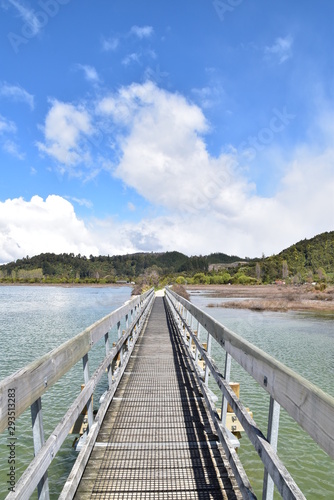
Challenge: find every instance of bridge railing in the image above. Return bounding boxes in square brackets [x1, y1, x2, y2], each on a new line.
[0, 287, 155, 500]
[165, 287, 334, 500]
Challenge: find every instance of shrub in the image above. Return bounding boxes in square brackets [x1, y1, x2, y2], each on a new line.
[175, 276, 187, 285]
[171, 284, 190, 301]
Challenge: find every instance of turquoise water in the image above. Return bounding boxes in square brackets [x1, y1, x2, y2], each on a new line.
[189, 290, 334, 499]
[0, 285, 132, 499]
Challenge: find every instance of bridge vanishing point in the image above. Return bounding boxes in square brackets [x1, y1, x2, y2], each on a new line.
[0, 287, 334, 499]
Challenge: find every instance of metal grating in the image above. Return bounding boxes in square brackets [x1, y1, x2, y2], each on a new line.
[75, 297, 241, 499]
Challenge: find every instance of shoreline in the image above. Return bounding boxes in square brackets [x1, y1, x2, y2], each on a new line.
[187, 284, 334, 314]
[1, 282, 333, 314]
[0, 282, 132, 288]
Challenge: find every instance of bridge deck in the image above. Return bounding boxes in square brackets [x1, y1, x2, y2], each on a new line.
[74, 296, 241, 499]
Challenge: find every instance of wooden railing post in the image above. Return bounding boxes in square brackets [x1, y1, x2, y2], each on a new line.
[263, 397, 281, 500]
[31, 397, 50, 500]
[221, 352, 232, 427]
[82, 354, 94, 430]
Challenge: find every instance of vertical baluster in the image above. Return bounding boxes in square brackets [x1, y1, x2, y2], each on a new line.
[117, 321, 123, 366]
[82, 354, 94, 430]
[188, 313, 193, 349]
[31, 397, 50, 500]
[195, 321, 200, 364]
[133, 307, 138, 338]
[137, 302, 141, 333]
[221, 352, 232, 427]
[179, 304, 183, 334]
[177, 303, 182, 329]
[183, 307, 187, 338]
[104, 332, 112, 390]
[204, 332, 211, 386]
[126, 313, 129, 349]
[263, 397, 281, 500]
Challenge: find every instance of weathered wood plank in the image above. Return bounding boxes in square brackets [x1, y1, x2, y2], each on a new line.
[166, 288, 334, 459]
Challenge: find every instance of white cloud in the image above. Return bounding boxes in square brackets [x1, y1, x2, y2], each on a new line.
[7, 0, 41, 35]
[130, 25, 154, 39]
[0, 195, 99, 264]
[0, 82, 34, 109]
[192, 85, 222, 109]
[76, 64, 100, 83]
[97, 81, 247, 214]
[265, 35, 293, 64]
[2, 139, 25, 159]
[37, 100, 93, 168]
[0, 114, 16, 134]
[122, 49, 156, 67]
[101, 36, 119, 51]
[122, 52, 140, 66]
[94, 82, 334, 257]
[0, 114, 22, 158]
[65, 196, 93, 209]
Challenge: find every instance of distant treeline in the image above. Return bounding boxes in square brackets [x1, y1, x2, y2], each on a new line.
[0, 250, 240, 284]
[0, 231, 333, 285]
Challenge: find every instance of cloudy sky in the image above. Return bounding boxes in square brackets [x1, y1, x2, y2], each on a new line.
[0, 0, 333, 263]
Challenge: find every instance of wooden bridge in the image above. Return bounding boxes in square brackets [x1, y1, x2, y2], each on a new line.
[1, 288, 334, 499]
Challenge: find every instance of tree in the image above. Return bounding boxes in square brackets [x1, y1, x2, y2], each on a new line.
[317, 268, 327, 282]
[282, 260, 289, 279]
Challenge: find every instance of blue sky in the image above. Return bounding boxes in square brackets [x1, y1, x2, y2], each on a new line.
[0, 0, 333, 263]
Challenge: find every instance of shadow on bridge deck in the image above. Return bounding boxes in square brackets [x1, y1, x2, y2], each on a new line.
[74, 297, 241, 499]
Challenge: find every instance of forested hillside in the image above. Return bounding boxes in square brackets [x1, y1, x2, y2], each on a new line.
[0, 231, 332, 285]
[0, 250, 240, 284]
[256, 231, 334, 284]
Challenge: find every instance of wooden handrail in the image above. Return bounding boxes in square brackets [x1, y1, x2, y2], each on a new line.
[0, 288, 154, 434]
[166, 287, 334, 460]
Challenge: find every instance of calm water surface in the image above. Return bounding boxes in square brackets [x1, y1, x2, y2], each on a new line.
[189, 290, 334, 499]
[0, 285, 132, 499]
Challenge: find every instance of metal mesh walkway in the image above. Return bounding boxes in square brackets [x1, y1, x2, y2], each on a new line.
[74, 296, 241, 499]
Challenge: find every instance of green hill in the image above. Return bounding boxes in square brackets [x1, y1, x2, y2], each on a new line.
[0, 250, 242, 284]
[258, 231, 334, 283]
[0, 231, 333, 285]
